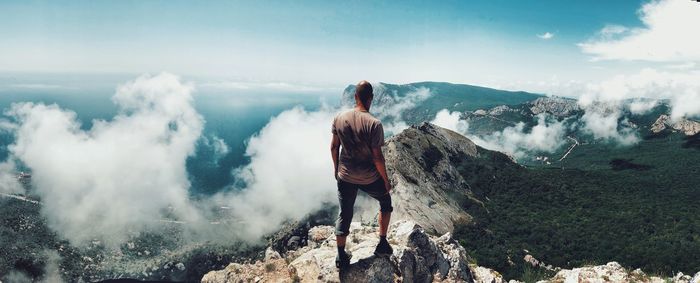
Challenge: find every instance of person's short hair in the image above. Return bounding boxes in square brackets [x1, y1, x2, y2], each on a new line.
[355, 81, 373, 107]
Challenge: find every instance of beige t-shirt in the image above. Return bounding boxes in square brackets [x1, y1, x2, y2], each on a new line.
[332, 109, 385, 185]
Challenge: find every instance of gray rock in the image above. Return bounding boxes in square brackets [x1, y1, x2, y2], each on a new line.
[691, 271, 700, 283]
[651, 114, 700, 136]
[381, 122, 485, 235]
[201, 220, 477, 283]
[175, 262, 186, 271]
[528, 97, 580, 117]
[286, 236, 301, 250]
[264, 247, 281, 261]
[339, 256, 395, 283]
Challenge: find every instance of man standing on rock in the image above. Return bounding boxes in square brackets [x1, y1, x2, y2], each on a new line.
[330, 80, 393, 269]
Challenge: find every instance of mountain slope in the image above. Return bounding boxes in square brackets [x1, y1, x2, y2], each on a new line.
[202, 123, 700, 283]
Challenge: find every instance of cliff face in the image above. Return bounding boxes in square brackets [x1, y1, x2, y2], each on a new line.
[381, 122, 481, 235]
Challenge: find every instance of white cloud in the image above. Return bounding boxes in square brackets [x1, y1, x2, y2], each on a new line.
[599, 25, 628, 38]
[431, 110, 568, 160]
[628, 99, 658, 115]
[578, 68, 700, 120]
[579, 0, 700, 62]
[201, 134, 230, 162]
[5, 73, 204, 245]
[580, 105, 639, 145]
[537, 32, 554, 40]
[477, 114, 568, 159]
[217, 106, 338, 240]
[430, 109, 469, 134]
[372, 86, 433, 135]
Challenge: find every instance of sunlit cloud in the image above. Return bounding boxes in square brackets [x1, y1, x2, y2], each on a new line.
[537, 32, 554, 40]
[579, 0, 700, 62]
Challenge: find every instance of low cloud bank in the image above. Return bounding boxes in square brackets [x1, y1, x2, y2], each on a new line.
[576, 0, 700, 126]
[200, 134, 230, 163]
[431, 104, 642, 157]
[579, 69, 700, 121]
[372, 86, 432, 135]
[216, 106, 338, 240]
[571, 68, 700, 141]
[4, 73, 203, 245]
[479, 114, 568, 159]
[0, 75, 430, 246]
[579, 105, 639, 146]
[431, 111, 568, 160]
[431, 110, 469, 135]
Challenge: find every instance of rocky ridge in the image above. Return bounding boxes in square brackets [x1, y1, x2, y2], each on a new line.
[201, 220, 700, 283]
[544, 262, 700, 283]
[651, 114, 700, 136]
[528, 97, 580, 118]
[201, 220, 480, 283]
[380, 122, 482, 235]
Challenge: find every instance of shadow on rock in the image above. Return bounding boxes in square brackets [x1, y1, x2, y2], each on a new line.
[338, 255, 395, 283]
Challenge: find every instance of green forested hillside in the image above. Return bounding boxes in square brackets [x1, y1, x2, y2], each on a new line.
[453, 134, 700, 281]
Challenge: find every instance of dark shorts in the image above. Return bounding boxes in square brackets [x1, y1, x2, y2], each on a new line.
[335, 178, 393, 236]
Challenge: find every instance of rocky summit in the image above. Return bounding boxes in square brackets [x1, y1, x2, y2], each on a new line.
[201, 220, 700, 283]
[201, 220, 484, 283]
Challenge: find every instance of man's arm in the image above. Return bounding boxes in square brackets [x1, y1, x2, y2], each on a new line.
[371, 147, 391, 194]
[331, 134, 341, 180]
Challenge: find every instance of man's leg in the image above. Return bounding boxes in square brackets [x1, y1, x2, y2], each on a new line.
[335, 179, 357, 267]
[379, 210, 391, 237]
[359, 179, 394, 256]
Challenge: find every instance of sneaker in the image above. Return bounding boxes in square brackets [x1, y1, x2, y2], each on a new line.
[374, 239, 393, 257]
[335, 251, 351, 269]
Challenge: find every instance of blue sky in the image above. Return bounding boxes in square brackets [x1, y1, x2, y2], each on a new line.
[1, 0, 696, 95]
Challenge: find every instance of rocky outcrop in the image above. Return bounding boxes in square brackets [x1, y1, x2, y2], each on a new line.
[528, 97, 580, 117]
[201, 229, 700, 283]
[486, 105, 514, 116]
[201, 220, 485, 283]
[540, 262, 700, 283]
[381, 123, 479, 235]
[651, 114, 700, 136]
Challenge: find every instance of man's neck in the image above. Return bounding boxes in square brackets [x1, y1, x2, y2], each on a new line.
[354, 104, 369, 112]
